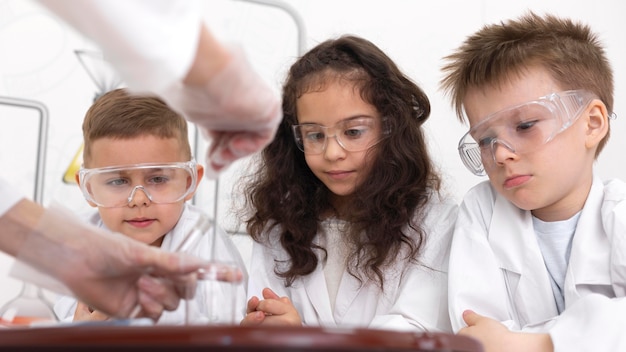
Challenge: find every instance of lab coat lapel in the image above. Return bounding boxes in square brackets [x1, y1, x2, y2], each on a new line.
[302, 254, 336, 326]
[331, 268, 365, 324]
[566, 176, 612, 300]
[300, 250, 365, 326]
[490, 194, 558, 325]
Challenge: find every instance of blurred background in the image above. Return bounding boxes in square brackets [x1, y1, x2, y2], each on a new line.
[0, 0, 624, 307]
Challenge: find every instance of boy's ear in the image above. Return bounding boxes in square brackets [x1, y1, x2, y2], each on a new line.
[75, 172, 98, 208]
[196, 164, 204, 185]
[585, 99, 609, 150]
[185, 164, 204, 201]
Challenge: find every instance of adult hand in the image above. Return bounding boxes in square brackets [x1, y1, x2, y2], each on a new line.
[161, 41, 282, 178]
[240, 287, 302, 326]
[59, 232, 244, 321]
[8, 202, 242, 321]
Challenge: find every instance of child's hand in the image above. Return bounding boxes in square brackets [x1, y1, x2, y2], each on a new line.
[240, 288, 302, 326]
[73, 301, 110, 322]
[459, 310, 553, 352]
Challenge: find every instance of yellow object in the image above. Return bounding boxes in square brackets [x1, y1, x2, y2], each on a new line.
[62, 144, 83, 184]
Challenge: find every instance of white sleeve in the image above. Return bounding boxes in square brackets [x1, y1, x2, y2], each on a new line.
[549, 295, 626, 351]
[53, 295, 78, 323]
[35, 0, 202, 93]
[0, 177, 24, 217]
[545, 180, 626, 350]
[369, 198, 458, 332]
[448, 182, 516, 332]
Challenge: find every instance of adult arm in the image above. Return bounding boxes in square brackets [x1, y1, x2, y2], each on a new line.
[0, 198, 204, 320]
[36, 0, 282, 175]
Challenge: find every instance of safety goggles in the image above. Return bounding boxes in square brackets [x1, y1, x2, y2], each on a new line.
[78, 160, 198, 208]
[458, 90, 594, 176]
[292, 117, 389, 155]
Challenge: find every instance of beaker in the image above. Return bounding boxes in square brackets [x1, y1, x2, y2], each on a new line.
[0, 282, 58, 327]
[74, 49, 123, 102]
[177, 214, 246, 325]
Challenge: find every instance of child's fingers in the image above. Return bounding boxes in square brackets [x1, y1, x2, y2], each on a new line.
[73, 301, 110, 322]
[255, 297, 293, 316]
[246, 296, 260, 314]
[462, 309, 480, 326]
[239, 311, 265, 326]
[73, 301, 92, 321]
[262, 287, 280, 299]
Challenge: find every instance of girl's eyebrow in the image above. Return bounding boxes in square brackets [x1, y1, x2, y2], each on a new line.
[298, 114, 377, 125]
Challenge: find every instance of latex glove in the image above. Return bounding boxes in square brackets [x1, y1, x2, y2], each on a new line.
[161, 45, 282, 178]
[240, 287, 302, 326]
[9, 202, 242, 321]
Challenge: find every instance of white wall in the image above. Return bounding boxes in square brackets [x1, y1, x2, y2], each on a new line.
[0, 0, 624, 308]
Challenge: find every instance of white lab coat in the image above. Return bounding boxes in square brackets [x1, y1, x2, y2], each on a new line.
[36, 0, 201, 93]
[54, 203, 248, 325]
[247, 195, 458, 332]
[448, 175, 626, 351]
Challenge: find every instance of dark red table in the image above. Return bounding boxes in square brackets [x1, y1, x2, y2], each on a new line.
[0, 325, 483, 351]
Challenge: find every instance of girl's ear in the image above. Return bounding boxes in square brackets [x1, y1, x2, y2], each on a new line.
[585, 99, 609, 150]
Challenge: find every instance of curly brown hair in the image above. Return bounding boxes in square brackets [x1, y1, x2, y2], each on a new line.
[238, 35, 441, 290]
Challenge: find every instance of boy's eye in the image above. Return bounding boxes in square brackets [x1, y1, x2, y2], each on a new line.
[478, 136, 495, 148]
[106, 178, 128, 186]
[516, 120, 537, 132]
[148, 176, 169, 185]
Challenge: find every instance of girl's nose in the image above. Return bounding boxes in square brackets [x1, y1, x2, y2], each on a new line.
[323, 135, 347, 160]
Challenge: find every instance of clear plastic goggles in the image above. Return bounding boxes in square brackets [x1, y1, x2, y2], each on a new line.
[78, 160, 198, 208]
[292, 117, 389, 155]
[458, 90, 594, 176]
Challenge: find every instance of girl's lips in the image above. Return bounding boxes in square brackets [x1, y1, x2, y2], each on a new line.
[126, 218, 155, 228]
[503, 174, 531, 189]
[326, 170, 353, 180]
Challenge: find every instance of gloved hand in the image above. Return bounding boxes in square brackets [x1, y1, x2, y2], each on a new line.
[9, 202, 242, 321]
[161, 45, 282, 178]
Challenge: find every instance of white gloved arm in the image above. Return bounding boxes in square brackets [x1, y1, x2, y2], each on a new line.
[37, 1, 282, 177]
[36, 0, 201, 92]
[158, 26, 282, 177]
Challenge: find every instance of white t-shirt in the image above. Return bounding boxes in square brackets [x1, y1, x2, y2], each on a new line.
[321, 219, 349, 311]
[533, 212, 581, 313]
